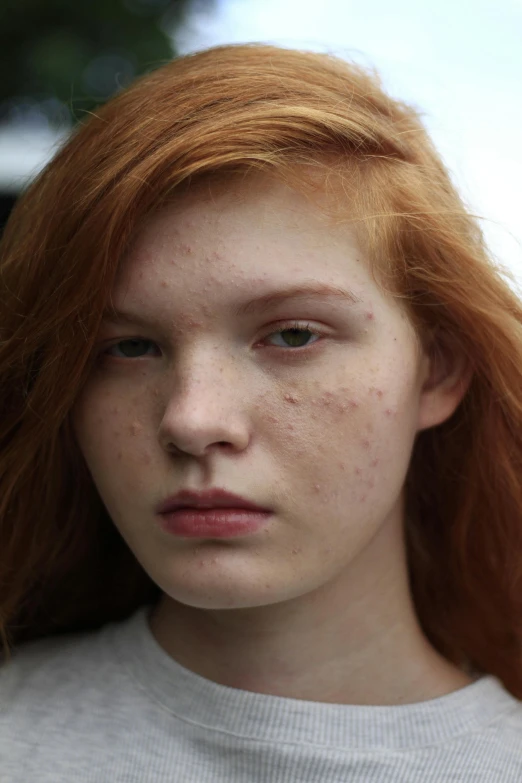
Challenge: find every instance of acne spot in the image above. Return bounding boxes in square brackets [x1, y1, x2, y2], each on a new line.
[360, 494, 367, 502]
[283, 393, 299, 403]
[313, 484, 321, 493]
[180, 243, 193, 255]
[339, 461, 346, 471]
[370, 458, 379, 467]
[376, 389, 383, 399]
[320, 391, 335, 406]
[130, 422, 141, 435]
[354, 467, 362, 476]
[291, 547, 302, 555]
[362, 438, 371, 449]
[117, 450, 122, 460]
[365, 310, 375, 320]
[385, 408, 396, 417]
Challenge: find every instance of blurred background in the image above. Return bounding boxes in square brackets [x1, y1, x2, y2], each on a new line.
[1, 0, 521, 290]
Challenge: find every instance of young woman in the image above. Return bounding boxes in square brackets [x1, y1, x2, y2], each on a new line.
[1, 43, 521, 782]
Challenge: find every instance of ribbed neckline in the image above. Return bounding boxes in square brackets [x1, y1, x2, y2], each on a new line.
[108, 604, 520, 751]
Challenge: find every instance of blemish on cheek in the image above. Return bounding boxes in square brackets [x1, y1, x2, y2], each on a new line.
[385, 407, 397, 417]
[365, 310, 375, 320]
[283, 393, 299, 403]
[161, 280, 168, 288]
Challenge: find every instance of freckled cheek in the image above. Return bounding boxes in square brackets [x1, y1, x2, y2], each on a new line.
[265, 384, 413, 510]
[72, 399, 154, 495]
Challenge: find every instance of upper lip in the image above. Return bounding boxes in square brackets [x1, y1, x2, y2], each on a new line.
[156, 488, 270, 514]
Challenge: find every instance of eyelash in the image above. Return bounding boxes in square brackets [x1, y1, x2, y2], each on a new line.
[100, 321, 325, 361]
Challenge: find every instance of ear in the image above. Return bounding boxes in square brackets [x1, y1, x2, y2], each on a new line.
[416, 332, 473, 432]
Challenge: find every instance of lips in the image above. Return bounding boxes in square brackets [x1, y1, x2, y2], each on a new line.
[156, 488, 270, 515]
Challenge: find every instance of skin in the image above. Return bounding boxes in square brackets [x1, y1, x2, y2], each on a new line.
[71, 172, 473, 706]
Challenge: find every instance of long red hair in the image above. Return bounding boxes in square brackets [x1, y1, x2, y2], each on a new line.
[2, 43, 522, 697]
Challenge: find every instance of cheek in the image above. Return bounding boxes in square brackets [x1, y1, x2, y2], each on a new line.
[266, 378, 416, 508]
[71, 389, 153, 501]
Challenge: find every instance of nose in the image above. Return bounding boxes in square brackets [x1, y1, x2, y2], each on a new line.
[157, 351, 251, 458]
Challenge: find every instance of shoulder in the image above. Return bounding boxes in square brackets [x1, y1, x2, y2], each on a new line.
[0, 620, 124, 709]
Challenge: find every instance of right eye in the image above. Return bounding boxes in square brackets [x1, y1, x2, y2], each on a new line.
[103, 339, 160, 359]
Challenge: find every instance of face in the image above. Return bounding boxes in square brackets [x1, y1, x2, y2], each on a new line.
[71, 174, 457, 613]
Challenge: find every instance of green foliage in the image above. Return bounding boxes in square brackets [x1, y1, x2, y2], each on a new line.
[0, 0, 210, 126]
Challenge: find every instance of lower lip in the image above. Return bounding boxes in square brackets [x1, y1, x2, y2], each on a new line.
[158, 508, 271, 538]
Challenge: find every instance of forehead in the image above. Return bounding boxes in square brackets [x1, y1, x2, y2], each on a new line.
[121, 173, 360, 280]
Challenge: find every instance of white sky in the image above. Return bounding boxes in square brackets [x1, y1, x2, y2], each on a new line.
[173, 0, 522, 290]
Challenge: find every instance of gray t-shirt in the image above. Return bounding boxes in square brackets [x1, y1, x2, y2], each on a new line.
[1, 604, 522, 782]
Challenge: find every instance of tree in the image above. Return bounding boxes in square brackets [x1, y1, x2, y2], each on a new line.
[0, 0, 213, 128]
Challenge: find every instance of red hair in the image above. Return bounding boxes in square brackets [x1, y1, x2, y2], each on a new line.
[2, 43, 522, 696]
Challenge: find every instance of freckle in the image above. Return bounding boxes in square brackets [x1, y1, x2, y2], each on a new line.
[370, 458, 379, 467]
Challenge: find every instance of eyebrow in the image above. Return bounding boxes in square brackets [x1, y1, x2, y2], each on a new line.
[102, 282, 362, 327]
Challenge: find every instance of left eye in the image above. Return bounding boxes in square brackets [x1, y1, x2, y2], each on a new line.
[264, 325, 321, 348]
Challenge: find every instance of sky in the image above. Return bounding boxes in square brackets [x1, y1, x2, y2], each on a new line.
[172, 0, 522, 291]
